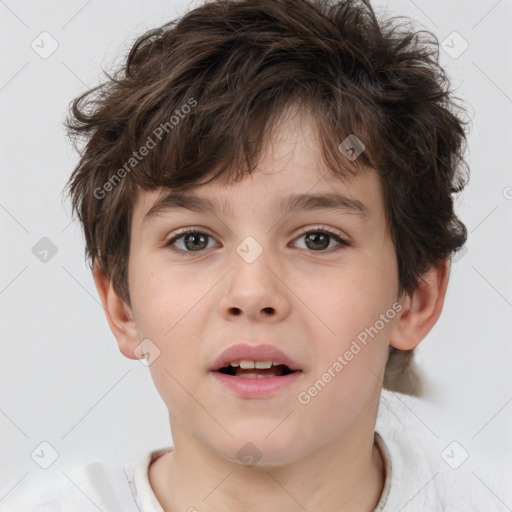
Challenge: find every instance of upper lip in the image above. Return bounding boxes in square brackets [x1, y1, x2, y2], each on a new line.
[210, 343, 303, 371]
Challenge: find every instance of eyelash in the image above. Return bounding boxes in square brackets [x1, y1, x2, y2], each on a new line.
[165, 225, 350, 256]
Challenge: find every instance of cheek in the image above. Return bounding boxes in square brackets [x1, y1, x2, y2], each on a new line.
[128, 257, 206, 383]
[295, 273, 397, 427]
[129, 252, 207, 332]
[299, 259, 397, 337]
[129, 266, 212, 419]
[294, 250, 399, 391]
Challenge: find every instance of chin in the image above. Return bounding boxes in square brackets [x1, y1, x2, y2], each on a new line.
[211, 431, 303, 469]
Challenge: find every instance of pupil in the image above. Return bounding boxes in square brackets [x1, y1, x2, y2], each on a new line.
[185, 233, 207, 251]
[306, 233, 328, 250]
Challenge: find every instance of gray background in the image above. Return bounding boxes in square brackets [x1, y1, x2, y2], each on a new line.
[1, 0, 511, 504]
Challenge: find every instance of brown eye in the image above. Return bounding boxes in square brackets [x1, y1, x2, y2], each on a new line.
[181, 232, 209, 251]
[167, 229, 218, 254]
[304, 232, 330, 250]
[293, 228, 349, 252]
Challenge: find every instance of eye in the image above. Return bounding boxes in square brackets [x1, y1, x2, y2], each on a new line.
[166, 228, 219, 255]
[292, 225, 349, 252]
[165, 225, 350, 256]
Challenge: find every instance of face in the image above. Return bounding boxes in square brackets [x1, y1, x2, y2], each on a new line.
[126, 107, 401, 467]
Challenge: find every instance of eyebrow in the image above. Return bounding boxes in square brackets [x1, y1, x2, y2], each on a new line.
[143, 191, 371, 224]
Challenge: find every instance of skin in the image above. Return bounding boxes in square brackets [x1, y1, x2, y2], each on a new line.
[94, 104, 450, 512]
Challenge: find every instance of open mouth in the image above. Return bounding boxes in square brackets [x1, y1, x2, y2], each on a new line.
[216, 362, 298, 378]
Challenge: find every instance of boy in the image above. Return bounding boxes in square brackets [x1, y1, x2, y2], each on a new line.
[4, 0, 509, 510]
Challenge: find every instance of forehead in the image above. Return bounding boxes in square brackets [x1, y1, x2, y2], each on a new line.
[131, 106, 384, 225]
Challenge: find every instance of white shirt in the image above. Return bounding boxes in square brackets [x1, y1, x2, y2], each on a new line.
[3, 390, 509, 511]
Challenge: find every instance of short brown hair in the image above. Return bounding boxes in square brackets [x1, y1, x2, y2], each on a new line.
[64, 0, 469, 396]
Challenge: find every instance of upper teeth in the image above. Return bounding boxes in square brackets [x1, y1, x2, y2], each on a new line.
[224, 360, 281, 369]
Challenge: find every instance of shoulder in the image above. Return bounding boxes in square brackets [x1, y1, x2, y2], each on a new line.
[0, 460, 140, 512]
[376, 389, 511, 511]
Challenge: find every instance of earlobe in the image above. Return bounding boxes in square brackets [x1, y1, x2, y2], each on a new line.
[92, 261, 140, 360]
[390, 258, 450, 351]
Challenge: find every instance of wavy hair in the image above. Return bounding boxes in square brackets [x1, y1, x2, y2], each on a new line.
[64, 0, 469, 396]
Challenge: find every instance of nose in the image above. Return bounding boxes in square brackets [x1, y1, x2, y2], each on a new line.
[218, 248, 291, 323]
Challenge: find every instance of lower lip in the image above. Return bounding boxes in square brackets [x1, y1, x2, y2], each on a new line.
[210, 371, 303, 398]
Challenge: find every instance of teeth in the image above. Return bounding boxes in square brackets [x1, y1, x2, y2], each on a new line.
[254, 361, 273, 369]
[223, 360, 276, 369]
[240, 360, 273, 369]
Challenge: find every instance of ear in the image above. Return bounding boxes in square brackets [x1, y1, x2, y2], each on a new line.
[390, 258, 450, 350]
[92, 261, 140, 360]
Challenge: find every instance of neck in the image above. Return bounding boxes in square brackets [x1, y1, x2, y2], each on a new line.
[149, 419, 385, 512]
